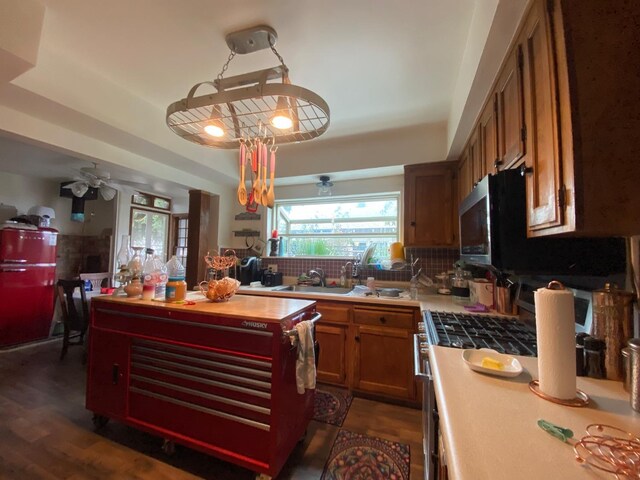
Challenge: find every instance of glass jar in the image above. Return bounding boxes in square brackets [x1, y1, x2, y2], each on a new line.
[166, 277, 187, 302]
[451, 268, 471, 304]
[124, 278, 142, 298]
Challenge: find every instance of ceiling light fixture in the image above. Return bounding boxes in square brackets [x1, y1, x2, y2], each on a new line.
[316, 175, 333, 196]
[166, 25, 329, 149]
[203, 105, 226, 137]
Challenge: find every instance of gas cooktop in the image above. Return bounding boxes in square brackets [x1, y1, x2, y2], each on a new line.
[423, 311, 537, 357]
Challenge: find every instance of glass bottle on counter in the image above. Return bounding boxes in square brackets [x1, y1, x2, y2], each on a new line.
[451, 267, 471, 304]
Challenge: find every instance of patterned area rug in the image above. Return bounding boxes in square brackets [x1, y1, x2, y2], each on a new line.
[321, 429, 411, 480]
[313, 388, 353, 427]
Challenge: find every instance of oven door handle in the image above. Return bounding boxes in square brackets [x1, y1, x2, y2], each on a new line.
[413, 334, 432, 380]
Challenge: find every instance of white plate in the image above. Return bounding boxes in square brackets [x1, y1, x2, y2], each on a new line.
[462, 348, 523, 377]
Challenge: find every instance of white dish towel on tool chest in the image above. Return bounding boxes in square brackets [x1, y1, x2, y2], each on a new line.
[291, 320, 316, 394]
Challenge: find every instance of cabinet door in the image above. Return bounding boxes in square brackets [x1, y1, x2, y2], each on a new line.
[497, 46, 526, 169]
[316, 323, 348, 386]
[352, 324, 414, 400]
[457, 151, 472, 203]
[404, 162, 457, 247]
[479, 94, 499, 176]
[520, 0, 563, 231]
[86, 328, 129, 418]
[469, 129, 483, 186]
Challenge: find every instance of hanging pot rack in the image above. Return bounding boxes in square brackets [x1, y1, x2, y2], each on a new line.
[166, 25, 330, 149]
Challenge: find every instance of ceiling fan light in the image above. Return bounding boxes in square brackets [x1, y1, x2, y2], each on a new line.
[270, 96, 293, 130]
[70, 182, 89, 197]
[100, 185, 117, 201]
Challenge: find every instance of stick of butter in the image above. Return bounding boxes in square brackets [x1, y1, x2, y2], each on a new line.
[481, 357, 504, 370]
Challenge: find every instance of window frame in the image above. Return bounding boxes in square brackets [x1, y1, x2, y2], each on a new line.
[270, 192, 401, 259]
[129, 193, 172, 261]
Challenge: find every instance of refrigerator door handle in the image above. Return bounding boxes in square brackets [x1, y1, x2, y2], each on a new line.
[1, 259, 27, 263]
[1, 268, 27, 272]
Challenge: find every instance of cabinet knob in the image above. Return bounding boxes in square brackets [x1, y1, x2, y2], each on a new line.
[494, 159, 503, 170]
[410, 221, 416, 227]
[355, 335, 360, 342]
[379, 317, 387, 324]
[520, 165, 533, 176]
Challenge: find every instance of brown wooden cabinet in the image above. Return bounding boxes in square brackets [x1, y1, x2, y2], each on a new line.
[455, 0, 640, 237]
[520, 0, 564, 233]
[496, 46, 525, 171]
[468, 129, 482, 187]
[457, 148, 473, 203]
[478, 94, 500, 176]
[352, 306, 416, 400]
[526, 0, 640, 236]
[315, 301, 350, 386]
[404, 162, 458, 247]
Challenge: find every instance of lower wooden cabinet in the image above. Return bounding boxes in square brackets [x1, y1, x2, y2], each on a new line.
[315, 300, 418, 402]
[352, 324, 414, 399]
[316, 323, 348, 385]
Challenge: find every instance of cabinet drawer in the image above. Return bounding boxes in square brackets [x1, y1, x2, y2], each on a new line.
[353, 307, 414, 330]
[316, 302, 351, 324]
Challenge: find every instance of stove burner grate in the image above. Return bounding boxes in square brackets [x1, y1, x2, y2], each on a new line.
[424, 311, 537, 357]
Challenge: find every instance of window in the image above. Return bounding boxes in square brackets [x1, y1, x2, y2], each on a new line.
[272, 194, 399, 259]
[130, 193, 172, 261]
[171, 215, 188, 266]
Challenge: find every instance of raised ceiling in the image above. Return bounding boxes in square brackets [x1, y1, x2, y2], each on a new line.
[0, 0, 527, 196]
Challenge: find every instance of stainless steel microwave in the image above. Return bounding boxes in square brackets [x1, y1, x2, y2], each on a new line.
[458, 170, 626, 275]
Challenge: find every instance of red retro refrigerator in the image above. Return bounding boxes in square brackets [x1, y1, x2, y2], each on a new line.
[0, 227, 58, 347]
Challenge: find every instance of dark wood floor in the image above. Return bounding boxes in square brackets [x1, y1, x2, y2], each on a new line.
[0, 341, 424, 479]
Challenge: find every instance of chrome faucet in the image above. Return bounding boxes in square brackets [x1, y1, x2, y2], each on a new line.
[307, 268, 326, 287]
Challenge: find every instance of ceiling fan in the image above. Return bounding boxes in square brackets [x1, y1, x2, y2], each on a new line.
[63, 163, 129, 201]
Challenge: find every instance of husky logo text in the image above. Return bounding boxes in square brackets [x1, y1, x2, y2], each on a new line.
[241, 320, 268, 329]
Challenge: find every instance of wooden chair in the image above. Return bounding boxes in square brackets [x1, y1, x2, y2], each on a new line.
[56, 279, 89, 361]
[79, 272, 110, 292]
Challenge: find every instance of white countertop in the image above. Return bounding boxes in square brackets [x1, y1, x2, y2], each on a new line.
[429, 346, 640, 480]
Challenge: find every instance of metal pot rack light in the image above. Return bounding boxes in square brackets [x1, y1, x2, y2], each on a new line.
[166, 25, 330, 149]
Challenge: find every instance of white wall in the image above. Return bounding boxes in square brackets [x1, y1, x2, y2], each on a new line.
[0, 170, 117, 234]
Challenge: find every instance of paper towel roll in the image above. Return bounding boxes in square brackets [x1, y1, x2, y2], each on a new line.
[534, 284, 576, 400]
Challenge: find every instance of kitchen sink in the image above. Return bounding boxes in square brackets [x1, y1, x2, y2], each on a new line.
[272, 285, 354, 295]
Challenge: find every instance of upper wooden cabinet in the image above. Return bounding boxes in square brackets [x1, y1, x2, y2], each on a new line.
[457, 0, 640, 237]
[520, 0, 564, 232]
[496, 47, 525, 171]
[404, 162, 458, 247]
[478, 94, 500, 176]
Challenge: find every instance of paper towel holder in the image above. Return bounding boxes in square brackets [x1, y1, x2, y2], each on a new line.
[546, 280, 565, 290]
[529, 380, 589, 407]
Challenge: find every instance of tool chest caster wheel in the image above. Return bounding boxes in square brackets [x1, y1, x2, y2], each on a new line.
[92, 414, 109, 429]
[161, 439, 175, 456]
[255, 474, 272, 480]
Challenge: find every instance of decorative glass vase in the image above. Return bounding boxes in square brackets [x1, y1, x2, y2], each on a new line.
[116, 234, 133, 268]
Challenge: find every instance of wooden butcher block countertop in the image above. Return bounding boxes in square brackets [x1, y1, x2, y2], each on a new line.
[91, 292, 316, 323]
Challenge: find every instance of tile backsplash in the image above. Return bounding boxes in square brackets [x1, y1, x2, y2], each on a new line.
[221, 247, 459, 284]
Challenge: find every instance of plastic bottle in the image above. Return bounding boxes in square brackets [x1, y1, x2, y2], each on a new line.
[153, 253, 168, 300]
[165, 255, 187, 302]
[410, 276, 419, 300]
[141, 248, 156, 300]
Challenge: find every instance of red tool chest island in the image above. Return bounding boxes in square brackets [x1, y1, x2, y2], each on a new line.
[86, 294, 318, 480]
